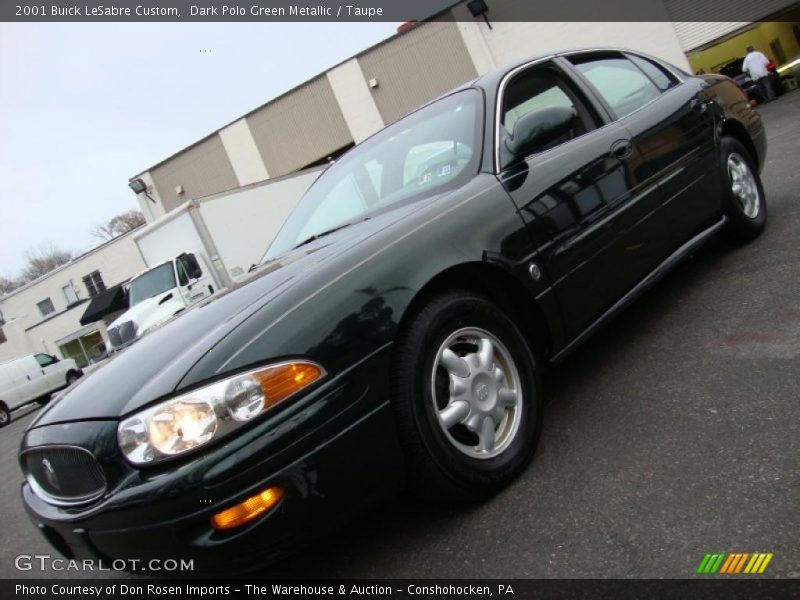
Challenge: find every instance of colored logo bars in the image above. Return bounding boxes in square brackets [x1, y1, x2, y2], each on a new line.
[696, 552, 773, 574]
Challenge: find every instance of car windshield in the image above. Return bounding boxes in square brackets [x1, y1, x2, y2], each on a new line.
[263, 89, 483, 260]
[128, 263, 176, 306]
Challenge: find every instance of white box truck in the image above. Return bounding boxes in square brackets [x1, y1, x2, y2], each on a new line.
[107, 168, 322, 350]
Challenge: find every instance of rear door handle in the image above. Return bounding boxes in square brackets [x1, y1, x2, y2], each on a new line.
[611, 139, 633, 159]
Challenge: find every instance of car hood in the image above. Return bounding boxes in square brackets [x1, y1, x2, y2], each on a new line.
[30, 202, 429, 427]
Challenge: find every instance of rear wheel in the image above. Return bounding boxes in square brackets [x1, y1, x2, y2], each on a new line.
[391, 291, 543, 502]
[719, 136, 766, 243]
[0, 402, 10, 428]
[66, 372, 79, 386]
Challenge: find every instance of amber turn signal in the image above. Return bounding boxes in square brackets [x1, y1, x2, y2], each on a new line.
[254, 362, 323, 410]
[211, 486, 284, 531]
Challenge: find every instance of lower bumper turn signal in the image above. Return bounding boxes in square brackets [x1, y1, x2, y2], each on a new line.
[211, 486, 284, 530]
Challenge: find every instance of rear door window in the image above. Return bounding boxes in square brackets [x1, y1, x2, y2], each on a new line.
[570, 53, 662, 119]
[627, 54, 679, 91]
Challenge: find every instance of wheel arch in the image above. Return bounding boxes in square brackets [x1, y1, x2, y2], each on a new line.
[396, 262, 554, 361]
[65, 369, 81, 382]
[719, 118, 759, 167]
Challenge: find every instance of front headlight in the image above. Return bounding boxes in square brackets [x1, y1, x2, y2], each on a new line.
[118, 360, 324, 465]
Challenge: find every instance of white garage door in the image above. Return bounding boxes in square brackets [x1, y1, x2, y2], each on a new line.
[665, 0, 799, 51]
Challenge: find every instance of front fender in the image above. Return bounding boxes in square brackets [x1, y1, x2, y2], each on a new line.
[180, 174, 554, 396]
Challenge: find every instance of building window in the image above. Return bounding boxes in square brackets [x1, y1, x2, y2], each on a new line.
[37, 298, 56, 317]
[83, 270, 106, 298]
[62, 283, 79, 306]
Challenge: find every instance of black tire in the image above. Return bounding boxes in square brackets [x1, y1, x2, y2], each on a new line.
[719, 136, 767, 243]
[66, 372, 79, 386]
[391, 290, 543, 502]
[0, 402, 10, 428]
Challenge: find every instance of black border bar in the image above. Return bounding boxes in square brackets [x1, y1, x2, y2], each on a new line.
[5, 579, 800, 600]
[3, 0, 800, 23]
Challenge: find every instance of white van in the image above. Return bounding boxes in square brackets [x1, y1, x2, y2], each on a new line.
[0, 354, 82, 427]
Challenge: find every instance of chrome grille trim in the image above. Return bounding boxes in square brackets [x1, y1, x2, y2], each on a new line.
[21, 445, 107, 507]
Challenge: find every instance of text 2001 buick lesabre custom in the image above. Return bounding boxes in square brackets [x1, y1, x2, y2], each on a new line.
[20, 49, 766, 571]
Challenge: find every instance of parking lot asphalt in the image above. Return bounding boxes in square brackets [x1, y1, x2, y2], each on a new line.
[1, 91, 798, 580]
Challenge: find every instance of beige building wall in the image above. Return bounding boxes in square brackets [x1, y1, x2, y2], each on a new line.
[128, 10, 697, 221]
[134, 171, 167, 223]
[452, 1, 691, 72]
[326, 58, 385, 143]
[0, 232, 146, 362]
[246, 76, 353, 178]
[219, 118, 271, 185]
[358, 18, 479, 125]
[149, 134, 239, 213]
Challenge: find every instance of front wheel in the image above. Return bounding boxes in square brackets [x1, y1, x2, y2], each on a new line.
[719, 136, 767, 243]
[391, 291, 543, 502]
[0, 402, 10, 428]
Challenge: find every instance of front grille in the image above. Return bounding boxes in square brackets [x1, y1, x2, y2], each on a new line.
[23, 446, 106, 506]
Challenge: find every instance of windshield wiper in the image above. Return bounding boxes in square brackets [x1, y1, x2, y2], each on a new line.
[292, 217, 370, 250]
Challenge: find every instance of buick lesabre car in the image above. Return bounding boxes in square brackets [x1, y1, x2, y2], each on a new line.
[20, 49, 766, 570]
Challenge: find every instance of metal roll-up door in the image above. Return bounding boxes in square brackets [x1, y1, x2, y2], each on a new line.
[665, 0, 799, 51]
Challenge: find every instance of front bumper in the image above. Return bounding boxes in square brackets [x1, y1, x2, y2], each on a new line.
[21, 348, 405, 573]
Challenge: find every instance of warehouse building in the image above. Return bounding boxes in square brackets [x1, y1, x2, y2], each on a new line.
[3, 0, 799, 366]
[0, 230, 145, 366]
[129, 0, 800, 221]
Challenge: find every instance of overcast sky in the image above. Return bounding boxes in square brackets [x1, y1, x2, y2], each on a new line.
[0, 22, 400, 278]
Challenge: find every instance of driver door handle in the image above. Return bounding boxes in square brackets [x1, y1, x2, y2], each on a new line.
[691, 98, 708, 114]
[611, 139, 633, 160]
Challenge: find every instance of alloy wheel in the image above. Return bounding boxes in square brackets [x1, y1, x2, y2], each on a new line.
[431, 327, 523, 459]
[727, 152, 760, 219]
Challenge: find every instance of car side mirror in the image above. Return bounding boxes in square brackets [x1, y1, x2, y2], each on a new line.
[49, 355, 59, 364]
[503, 106, 578, 167]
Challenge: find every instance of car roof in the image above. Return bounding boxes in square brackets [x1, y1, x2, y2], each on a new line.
[350, 47, 681, 172]
[0, 354, 37, 367]
[471, 47, 664, 91]
[421, 47, 650, 111]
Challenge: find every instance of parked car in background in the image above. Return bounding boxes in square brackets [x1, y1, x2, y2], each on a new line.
[717, 56, 783, 102]
[20, 48, 767, 571]
[0, 354, 82, 426]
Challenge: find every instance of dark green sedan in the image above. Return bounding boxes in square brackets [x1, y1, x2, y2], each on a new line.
[20, 48, 767, 571]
